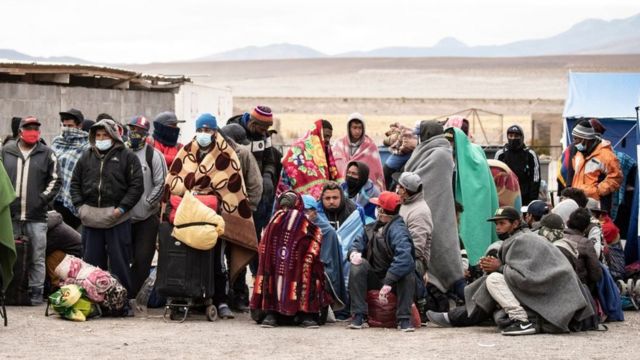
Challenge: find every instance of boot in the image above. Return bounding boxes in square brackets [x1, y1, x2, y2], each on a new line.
[29, 287, 44, 306]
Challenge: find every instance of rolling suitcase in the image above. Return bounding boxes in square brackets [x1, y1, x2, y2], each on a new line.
[155, 222, 217, 321]
[5, 235, 31, 306]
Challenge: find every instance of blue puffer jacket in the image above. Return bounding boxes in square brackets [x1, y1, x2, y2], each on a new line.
[350, 215, 415, 285]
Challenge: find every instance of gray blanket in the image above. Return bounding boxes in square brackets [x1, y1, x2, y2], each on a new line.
[405, 135, 464, 291]
[465, 229, 592, 331]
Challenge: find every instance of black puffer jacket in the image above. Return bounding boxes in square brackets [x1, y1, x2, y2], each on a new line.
[70, 121, 143, 212]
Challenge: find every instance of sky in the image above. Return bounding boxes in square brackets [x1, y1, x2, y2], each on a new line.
[2, 0, 638, 64]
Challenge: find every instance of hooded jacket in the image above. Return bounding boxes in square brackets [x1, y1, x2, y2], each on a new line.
[333, 118, 385, 190]
[341, 161, 379, 219]
[570, 139, 622, 202]
[317, 189, 358, 231]
[51, 128, 90, 215]
[495, 125, 541, 206]
[399, 190, 432, 273]
[70, 119, 144, 219]
[2, 139, 61, 222]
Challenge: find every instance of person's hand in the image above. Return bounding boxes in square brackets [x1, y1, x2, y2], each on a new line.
[479, 256, 501, 273]
[378, 285, 392, 304]
[113, 208, 123, 218]
[422, 272, 429, 285]
[262, 175, 274, 200]
[350, 252, 362, 265]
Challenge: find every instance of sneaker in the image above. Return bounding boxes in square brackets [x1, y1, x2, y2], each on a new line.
[501, 320, 537, 336]
[398, 319, 415, 332]
[217, 303, 235, 319]
[426, 310, 452, 327]
[348, 313, 369, 329]
[261, 313, 278, 328]
[300, 315, 319, 329]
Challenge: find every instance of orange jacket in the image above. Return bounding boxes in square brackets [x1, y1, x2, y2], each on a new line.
[571, 140, 622, 200]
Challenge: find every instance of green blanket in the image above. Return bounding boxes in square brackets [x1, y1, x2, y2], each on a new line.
[0, 162, 16, 291]
[450, 127, 499, 264]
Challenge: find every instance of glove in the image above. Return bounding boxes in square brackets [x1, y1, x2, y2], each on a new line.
[378, 285, 392, 304]
[349, 252, 362, 265]
[262, 175, 274, 200]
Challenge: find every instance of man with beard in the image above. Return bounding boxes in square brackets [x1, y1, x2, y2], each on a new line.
[51, 108, 90, 229]
[495, 125, 541, 206]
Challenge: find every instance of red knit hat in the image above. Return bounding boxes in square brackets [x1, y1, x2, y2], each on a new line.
[250, 105, 273, 126]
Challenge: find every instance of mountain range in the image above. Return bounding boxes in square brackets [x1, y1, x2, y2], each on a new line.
[1, 13, 639, 64]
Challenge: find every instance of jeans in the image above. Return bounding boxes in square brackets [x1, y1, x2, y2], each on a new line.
[130, 215, 159, 297]
[485, 272, 528, 322]
[349, 258, 415, 320]
[12, 221, 47, 289]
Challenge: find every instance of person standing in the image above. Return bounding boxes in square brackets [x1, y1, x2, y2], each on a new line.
[2, 116, 61, 305]
[51, 108, 90, 229]
[70, 119, 144, 298]
[126, 116, 167, 297]
[495, 125, 541, 206]
[150, 111, 184, 168]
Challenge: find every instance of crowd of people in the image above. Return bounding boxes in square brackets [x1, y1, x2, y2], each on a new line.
[0, 106, 635, 336]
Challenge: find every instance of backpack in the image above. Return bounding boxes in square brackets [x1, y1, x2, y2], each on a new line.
[5, 235, 31, 305]
[145, 144, 154, 172]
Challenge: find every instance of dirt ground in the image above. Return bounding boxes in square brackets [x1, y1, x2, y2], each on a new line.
[1, 305, 638, 359]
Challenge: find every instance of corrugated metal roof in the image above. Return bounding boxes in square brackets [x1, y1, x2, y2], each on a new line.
[0, 60, 190, 92]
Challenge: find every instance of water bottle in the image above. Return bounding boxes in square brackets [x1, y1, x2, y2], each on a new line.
[135, 268, 157, 313]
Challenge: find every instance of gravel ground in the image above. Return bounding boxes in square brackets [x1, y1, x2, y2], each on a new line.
[1, 305, 638, 359]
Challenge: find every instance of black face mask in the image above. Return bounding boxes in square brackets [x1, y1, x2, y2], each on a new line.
[508, 138, 523, 149]
[346, 176, 360, 197]
[497, 232, 510, 240]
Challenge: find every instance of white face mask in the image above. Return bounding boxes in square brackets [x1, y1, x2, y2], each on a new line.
[95, 139, 112, 151]
[196, 132, 212, 147]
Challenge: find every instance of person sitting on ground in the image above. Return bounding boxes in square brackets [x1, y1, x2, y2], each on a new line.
[522, 200, 549, 232]
[552, 198, 579, 224]
[537, 214, 578, 269]
[302, 195, 347, 308]
[427, 206, 593, 336]
[596, 208, 625, 280]
[277, 119, 339, 199]
[347, 191, 416, 332]
[341, 161, 379, 220]
[333, 113, 385, 191]
[251, 191, 332, 329]
[564, 208, 603, 293]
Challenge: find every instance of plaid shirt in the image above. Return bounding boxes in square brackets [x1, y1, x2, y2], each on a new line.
[51, 129, 90, 215]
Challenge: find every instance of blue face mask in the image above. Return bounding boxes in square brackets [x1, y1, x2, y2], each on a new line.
[575, 143, 586, 152]
[196, 132, 212, 148]
[95, 139, 112, 151]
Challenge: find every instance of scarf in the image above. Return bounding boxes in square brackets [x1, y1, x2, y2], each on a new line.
[277, 120, 340, 199]
[0, 163, 16, 290]
[250, 192, 331, 315]
[164, 137, 258, 282]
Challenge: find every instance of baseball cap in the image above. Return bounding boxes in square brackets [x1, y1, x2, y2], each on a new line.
[302, 195, 318, 210]
[487, 206, 521, 222]
[153, 111, 186, 126]
[59, 108, 85, 123]
[370, 191, 401, 213]
[392, 172, 422, 193]
[128, 115, 151, 132]
[521, 200, 549, 219]
[19, 116, 41, 128]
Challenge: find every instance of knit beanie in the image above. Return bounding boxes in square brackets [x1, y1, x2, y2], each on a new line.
[249, 105, 273, 126]
[195, 113, 217, 130]
[572, 120, 596, 140]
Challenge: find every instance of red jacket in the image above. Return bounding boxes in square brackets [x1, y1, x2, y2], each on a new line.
[149, 138, 182, 168]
